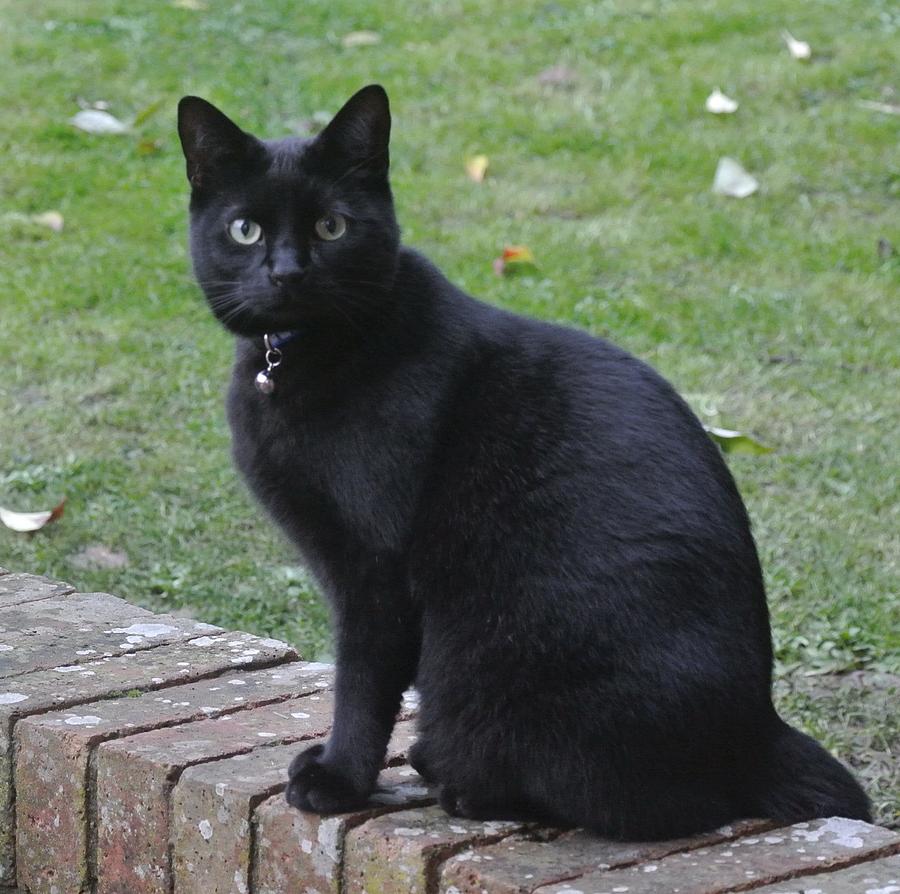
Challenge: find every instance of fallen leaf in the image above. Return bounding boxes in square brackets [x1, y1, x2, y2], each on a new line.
[136, 138, 163, 156]
[705, 88, 739, 114]
[70, 544, 129, 570]
[493, 245, 538, 276]
[70, 109, 129, 134]
[537, 64, 578, 88]
[782, 30, 811, 60]
[857, 99, 900, 116]
[705, 427, 772, 455]
[341, 30, 381, 48]
[0, 499, 66, 533]
[1, 212, 61, 240]
[465, 154, 489, 183]
[712, 157, 759, 198]
[32, 211, 64, 232]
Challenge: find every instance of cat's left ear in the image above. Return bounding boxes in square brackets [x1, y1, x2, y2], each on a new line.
[177, 96, 263, 190]
[314, 84, 391, 179]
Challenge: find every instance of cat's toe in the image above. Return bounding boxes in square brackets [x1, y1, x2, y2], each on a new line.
[285, 744, 368, 814]
[438, 783, 490, 819]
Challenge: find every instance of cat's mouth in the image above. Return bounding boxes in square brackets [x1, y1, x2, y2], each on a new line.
[206, 290, 304, 337]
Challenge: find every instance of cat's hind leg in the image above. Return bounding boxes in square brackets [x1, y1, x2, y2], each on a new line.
[408, 739, 439, 784]
[437, 778, 556, 825]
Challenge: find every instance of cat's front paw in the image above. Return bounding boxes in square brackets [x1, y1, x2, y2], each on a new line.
[285, 744, 369, 814]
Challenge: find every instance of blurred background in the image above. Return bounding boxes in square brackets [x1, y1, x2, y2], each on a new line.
[0, 0, 897, 822]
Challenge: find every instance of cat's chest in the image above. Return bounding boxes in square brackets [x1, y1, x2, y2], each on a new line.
[226, 370, 425, 553]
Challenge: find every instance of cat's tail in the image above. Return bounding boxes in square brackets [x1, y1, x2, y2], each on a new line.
[743, 719, 871, 824]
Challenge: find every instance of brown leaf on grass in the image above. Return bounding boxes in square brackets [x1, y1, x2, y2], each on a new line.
[137, 138, 163, 157]
[0, 499, 66, 533]
[465, 154, 489, 182]
[493, 245, 538, 276]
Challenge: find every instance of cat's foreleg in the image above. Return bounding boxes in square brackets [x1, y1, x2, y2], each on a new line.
[285, 603, 418, 813]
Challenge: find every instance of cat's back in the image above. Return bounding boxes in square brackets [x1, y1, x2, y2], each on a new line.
[441, 302, 745, 525]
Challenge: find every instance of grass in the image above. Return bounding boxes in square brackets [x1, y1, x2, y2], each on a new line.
[0, 0, 897, 823]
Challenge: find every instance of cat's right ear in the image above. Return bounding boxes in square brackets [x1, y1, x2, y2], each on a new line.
[313, 84, 391, 180]
[177, 97, 261, 190]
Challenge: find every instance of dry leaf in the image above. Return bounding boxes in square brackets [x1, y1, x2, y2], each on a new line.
[705, 88, 738, 114]
[32, 211, 64, 232]
[782, 30, 811, 60]
[857, 100, 900, 116]
[705, 427, 771, 455]
[465, 155, 489, 183]
[70, 109, 129, 135]
[137, 138, 163, 156]
[0, 499, 65, 533]
[341, 31, 381, 48]
[493, 245, 537, 276]
[712, 157, 759, 198]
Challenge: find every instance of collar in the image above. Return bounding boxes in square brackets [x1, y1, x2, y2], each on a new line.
[254, 331, 300, 395]
[267, 330, 302, 350]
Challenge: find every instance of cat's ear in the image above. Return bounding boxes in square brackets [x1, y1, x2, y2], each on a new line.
[314, 85, 391, 179]
[177, 97, 262, 190]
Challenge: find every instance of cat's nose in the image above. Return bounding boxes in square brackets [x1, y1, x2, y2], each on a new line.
[269, 265, 305, 290]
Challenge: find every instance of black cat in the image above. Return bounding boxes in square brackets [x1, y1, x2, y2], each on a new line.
[177, 85, 870, 839]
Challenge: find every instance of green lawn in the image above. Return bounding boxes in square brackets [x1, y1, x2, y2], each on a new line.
[0, 0, 897, 823]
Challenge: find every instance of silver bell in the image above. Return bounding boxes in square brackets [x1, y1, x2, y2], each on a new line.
[255, 370, 276, 394]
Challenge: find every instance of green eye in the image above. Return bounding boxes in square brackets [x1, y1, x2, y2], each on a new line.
[314, 213, 347, 241]
[228, 219, 263, 245]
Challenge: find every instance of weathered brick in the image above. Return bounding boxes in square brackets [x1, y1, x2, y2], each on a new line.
[174, 722, 425, 894]
[0, 616, 234, 886]
[14, 643, 310, 894]
[439, 819, 770, 894]
[0, 592, 208, 679]
[344, 804, 528, 894]
[253, 759, 432, 894]
[0, 572, 73, 608]
[531, 818, 900, 894]
[249, 716, 420, 894]
[748, 851, 900, 893]
[95, 687, 336, 894]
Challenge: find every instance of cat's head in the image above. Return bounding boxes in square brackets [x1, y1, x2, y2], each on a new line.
[177, 85, 400, 337]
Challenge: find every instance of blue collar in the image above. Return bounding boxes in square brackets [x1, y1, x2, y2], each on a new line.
[267, 330, 301, 350]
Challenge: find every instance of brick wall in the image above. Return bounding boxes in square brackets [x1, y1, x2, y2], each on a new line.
[1, 568, 898, 893]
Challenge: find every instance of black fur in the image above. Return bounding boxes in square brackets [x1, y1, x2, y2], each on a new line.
[177, 85, 871, 839]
